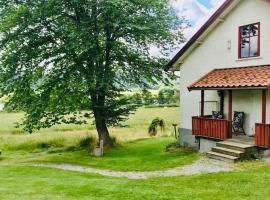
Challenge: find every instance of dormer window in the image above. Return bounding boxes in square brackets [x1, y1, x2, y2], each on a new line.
[238, 22, 260, 59]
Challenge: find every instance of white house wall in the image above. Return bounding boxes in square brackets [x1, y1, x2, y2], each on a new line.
[179, 0, 270, 136]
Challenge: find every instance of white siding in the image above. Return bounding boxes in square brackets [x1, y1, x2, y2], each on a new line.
[179, 0, 270, 136]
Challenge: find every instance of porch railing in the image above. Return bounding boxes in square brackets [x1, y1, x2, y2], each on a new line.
[192, 116, 231, 140]
[255, 123, 270, 148]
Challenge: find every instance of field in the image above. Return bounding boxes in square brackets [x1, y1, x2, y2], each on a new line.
[1, 107, 190, 170]
[1, 107, 270, 200]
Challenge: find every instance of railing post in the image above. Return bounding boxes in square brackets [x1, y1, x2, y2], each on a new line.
[228, 90, 232, 121]
[228, 90, 232, 138]
[262, 90, 267, 124]
[201, 90, 204, 117]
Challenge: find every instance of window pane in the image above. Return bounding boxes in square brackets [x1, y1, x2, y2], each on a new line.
[250, 24, 259, 36]
[241, 25, 250, 37]
[250, 36, 258, 56]
[241, 38, 249, 58]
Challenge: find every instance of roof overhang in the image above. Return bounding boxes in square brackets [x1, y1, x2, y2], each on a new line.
[188, 65, 270, 91]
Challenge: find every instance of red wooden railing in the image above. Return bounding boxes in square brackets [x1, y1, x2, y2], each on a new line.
[255, 123, 270, 148]
[192, 116, 231, 140]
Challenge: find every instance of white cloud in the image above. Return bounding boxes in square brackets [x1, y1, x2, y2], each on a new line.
[171, 0, 225, 50]
[150, 0, 226, 57]
[171, 0, 226, 38]
[210, 0, 226, 7]
[171, 0, 209, 26]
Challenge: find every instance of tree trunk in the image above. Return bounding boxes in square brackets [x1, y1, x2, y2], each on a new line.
[93, 106, 112, 147]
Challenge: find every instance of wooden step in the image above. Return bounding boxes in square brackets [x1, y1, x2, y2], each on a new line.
[212, 146, 243, 158]
[207, 151, 239, 163]
[216, 141, 255, 152]
[227, 138, 254, 146]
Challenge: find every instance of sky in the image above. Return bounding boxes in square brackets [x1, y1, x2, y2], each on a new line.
[150, 0, 226, 57]
[172, 0, 225, 40]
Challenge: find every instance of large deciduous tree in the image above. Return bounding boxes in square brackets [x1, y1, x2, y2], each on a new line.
[0, 0, 185, 146]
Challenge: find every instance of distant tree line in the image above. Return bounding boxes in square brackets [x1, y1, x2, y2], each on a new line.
[4, 88, 179, 112]
[123, 88, 180, 107]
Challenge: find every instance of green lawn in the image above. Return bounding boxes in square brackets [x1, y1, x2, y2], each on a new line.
[1, 162, 270, 200]
[1, 137, 198, 171]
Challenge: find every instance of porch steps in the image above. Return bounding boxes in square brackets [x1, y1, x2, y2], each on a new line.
[207, 152, 239, 163]
[207, 140, 256, 163]
[212, 147, 243, 157]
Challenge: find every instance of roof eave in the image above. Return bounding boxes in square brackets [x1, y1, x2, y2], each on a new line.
[188, 86, 268, 91]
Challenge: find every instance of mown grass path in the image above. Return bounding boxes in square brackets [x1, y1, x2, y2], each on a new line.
[36, 158, 233, 179]
[0, 161, 270, 200]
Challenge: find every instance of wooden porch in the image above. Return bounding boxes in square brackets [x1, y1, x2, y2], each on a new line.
[187, 66, 270, 149]
[191, 90, 270, 149]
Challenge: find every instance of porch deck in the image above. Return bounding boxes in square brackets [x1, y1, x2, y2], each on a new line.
[229, 135, 254, 146]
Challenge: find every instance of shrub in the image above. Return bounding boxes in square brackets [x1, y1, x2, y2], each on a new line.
[65, 146, 77, 152]
[109, 136, 117, 147]
[165, 142, 196, 153]
[148, 118, 165, 136]
[77, 136, 96, 151]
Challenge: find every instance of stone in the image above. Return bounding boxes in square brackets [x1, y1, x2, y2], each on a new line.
[92, 140, 104, 157]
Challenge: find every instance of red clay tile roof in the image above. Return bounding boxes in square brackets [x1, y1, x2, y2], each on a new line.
[188, 65, 270, 90]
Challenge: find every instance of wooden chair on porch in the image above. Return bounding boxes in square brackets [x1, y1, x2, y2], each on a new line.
[212, 111, 224, 119]
[232, 111, 245, 135]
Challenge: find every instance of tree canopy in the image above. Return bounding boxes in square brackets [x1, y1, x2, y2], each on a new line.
[0, 0, 185, 145]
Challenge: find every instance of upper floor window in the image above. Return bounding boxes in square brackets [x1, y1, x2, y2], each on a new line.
[238, 22, 260, 59]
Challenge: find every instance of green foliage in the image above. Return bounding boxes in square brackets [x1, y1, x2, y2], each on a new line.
[125, 88, 180, 107]
[0, 0, 185, 142]
[148, 118, 165, 136]
[157, 88, 179, 105]
[109, 136, 117, 147]
[142, 90, 155, 105]
[77, 136, 96, 151]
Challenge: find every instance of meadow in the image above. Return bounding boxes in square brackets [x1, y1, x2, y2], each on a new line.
[1, 107, 193, 171]
[0, 107, 180, 153]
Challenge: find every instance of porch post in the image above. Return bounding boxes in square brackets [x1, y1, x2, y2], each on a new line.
[218, 90, 225, 114]
[262, 90, 267, 124]
[201, 90, 204, 117]
[228, 90, 232, 121]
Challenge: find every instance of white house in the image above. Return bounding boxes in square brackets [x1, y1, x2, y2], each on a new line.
[169, 0, 270, 161]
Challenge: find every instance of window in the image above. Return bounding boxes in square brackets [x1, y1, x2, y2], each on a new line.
[238, 22, 260, 59]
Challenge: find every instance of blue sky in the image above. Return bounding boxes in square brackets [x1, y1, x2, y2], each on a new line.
[197, 0, 215, 8]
